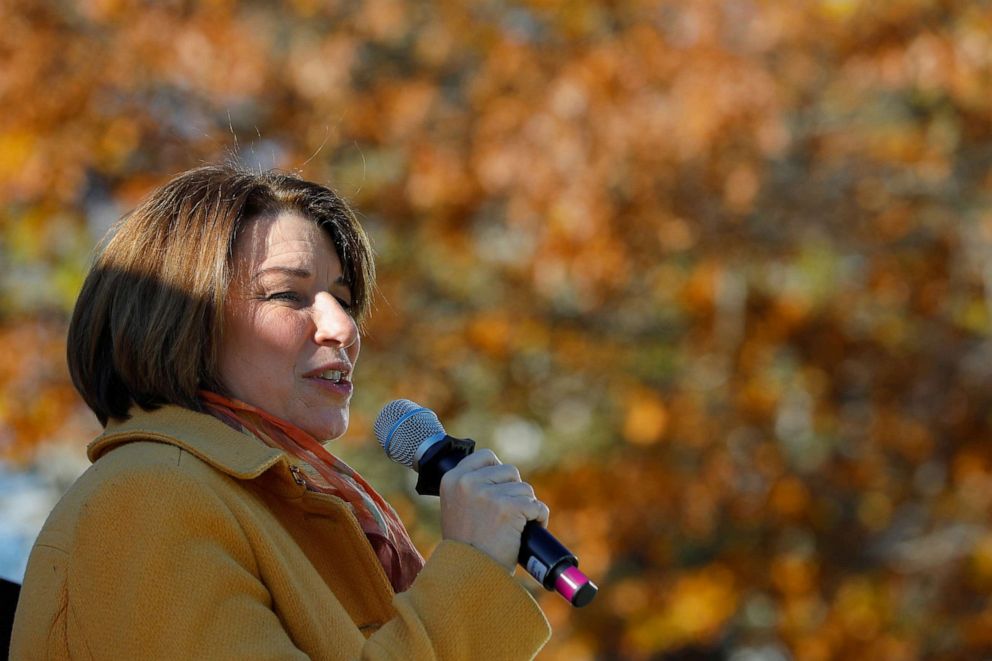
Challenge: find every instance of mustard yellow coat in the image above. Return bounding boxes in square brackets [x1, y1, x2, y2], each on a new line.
[11, 405, 550, 659]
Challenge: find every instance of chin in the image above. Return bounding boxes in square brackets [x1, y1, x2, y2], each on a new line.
[308, 417, 348, 442]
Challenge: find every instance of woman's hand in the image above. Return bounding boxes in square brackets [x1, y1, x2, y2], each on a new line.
[438, 449, 550, 573]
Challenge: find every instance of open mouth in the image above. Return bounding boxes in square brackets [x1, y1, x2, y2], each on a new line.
[315, 369, 350, 384]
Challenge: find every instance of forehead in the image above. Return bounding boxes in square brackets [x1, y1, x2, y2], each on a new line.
[235, 211, 335, 268]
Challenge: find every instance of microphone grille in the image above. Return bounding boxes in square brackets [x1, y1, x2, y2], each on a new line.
[373, 399, 446, 468]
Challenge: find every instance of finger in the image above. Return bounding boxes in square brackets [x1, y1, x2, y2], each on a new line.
[446, 449, 502, 475]
[513, 496, 550, 527]
[489, 481, 535, 498]
[467, 464, 522, 485]
[442, 466, 523, 502]
[537, 502, 550, 527]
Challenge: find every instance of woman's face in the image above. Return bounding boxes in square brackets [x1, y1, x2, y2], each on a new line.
[218, 211, 360, 441]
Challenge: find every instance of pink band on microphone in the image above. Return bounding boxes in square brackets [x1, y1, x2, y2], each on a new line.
[555, 565, 590, 602]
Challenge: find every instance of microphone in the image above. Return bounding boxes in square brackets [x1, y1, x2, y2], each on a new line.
[374, 399, 598, 607]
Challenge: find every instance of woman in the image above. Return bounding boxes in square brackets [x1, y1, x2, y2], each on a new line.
[10, 165, 551, 659]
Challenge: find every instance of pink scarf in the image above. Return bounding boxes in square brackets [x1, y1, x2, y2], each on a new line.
[199, 391, 425, 593]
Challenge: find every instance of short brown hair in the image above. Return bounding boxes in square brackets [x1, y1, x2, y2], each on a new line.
[68, 164, 376, 426]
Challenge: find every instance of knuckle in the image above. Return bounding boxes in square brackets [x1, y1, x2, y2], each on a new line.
[478, 449, 500, 464]
[440, 472, 469, 497]
[496, 465, 519, 483]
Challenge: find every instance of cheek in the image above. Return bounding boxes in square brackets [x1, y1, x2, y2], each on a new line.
[220, 309, 308, 386]
[244, 308, 310, 350]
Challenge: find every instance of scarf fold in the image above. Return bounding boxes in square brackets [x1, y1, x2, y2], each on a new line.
[199, 391, 425, 593]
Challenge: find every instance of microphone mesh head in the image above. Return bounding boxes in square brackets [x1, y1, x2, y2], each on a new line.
[374, 399, 445, 468]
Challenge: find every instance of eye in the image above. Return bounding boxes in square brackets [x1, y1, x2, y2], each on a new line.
[267, 291, 303, 303]
[334, 295, 354, 313]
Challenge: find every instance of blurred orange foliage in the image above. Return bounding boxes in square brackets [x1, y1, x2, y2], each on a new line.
[1, 0, 991, 657]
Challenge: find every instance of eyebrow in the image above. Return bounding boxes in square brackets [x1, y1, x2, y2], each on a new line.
[252, 266, 311, 281]
[252, 266, 351, 287]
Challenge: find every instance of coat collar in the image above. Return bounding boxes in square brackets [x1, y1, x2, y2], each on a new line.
[88, 404, 286, 480]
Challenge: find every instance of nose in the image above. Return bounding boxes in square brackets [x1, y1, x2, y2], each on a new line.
[312, 292, 358, 349]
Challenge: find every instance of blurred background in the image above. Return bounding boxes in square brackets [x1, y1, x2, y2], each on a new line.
[1, 0, 991, 658]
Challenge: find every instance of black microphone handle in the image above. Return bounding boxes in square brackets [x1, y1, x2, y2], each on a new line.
[518, 520, 574, 589]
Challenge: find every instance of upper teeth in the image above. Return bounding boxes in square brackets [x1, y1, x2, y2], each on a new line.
[319, 370, 344, 382]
